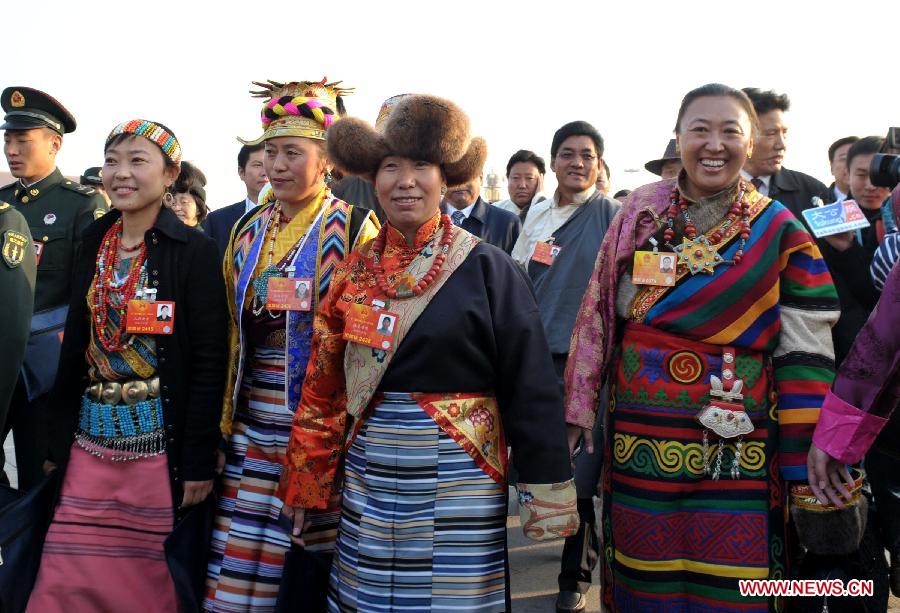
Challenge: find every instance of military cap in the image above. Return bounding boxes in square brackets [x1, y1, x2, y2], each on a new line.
[80, 166, 103, 186]
[1, 86, 77, 134]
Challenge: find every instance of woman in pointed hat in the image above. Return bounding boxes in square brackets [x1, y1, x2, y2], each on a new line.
[204, 78, 379, 613]
[278, 94, 578, 612]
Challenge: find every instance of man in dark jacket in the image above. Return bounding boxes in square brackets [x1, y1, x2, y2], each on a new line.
[444, 171, 521, 254]
[205, 143, 267, 259]
[740, 88, 831, 220]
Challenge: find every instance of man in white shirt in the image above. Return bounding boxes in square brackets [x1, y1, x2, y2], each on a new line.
[492, 149, 546, 221]
[512, 126, 602, 270]
[205, 143, 268, 258]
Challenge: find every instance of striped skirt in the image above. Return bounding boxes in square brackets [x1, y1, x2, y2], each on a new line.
[328, 392, 508, 612]
[602, 324, 785, 612]
[205, 348, 339, 613]
[26, 443, 177, 613]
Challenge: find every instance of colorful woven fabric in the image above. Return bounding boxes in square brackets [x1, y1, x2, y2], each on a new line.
[603, 324, 782, 613]
[327, 393, 508, 612]
[27, 445, 178, 613]
[205, 349, 340, 613]
[105, 119, 182, 165]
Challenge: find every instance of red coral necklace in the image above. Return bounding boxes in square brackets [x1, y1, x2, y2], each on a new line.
[373, 214, 454, 299]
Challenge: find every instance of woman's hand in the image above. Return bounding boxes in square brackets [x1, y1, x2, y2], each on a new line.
[566, 424, 593, 468]
[181, 479, 213, 507]
[281, 505, 311, 547]
[806, 443, 855, 508]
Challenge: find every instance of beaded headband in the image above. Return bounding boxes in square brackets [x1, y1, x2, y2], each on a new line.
[106, 119, 182, 166]
[238, 77, 352, 145]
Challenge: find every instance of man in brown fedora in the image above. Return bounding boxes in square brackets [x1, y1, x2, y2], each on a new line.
[644, 138, 682, 180]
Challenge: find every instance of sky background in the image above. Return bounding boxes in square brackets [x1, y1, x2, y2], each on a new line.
[6, 0, 898, 208]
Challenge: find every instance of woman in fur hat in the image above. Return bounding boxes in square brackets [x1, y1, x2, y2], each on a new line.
[277, 94, 578, 612]
[205, 79, 380, 613]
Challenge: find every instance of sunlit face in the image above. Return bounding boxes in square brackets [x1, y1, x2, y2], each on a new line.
[595, 163, 610, 194]
[744, 109, 786, 176]
[677, 96, 754, 199]
[507, 161, 541, 208]
[239, 148, 268, 200]
[830, 142, 853, 193]
[167, 192, 199, 226]
[445, 174, 483, 210]
[551, 135, 599, 195]
[661, 159, 683, 180]
[375, 156, 444, 235]
[3, 128, 60, 183]
[848, 152, 890, 210]
[103, 135, 177, 214]
[263, 136, 328, 205]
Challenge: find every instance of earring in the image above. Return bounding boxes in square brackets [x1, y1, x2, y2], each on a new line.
[163, 192, 175, 207]
[440, 185, 447, 195]
[746, 151, 752, 160]
[325, 170, 333, 186]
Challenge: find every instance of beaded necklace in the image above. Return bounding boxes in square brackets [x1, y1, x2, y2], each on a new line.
[373, 214, 454, 299]
[662, 181, 751, 275]
[92, 218, 148, 352]
[250, 203, 285, 313]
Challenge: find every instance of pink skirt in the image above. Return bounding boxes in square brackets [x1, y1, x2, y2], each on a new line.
[26, 443, 179, 613]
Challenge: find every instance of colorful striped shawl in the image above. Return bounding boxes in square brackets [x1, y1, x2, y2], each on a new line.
[565, 179, 839, 479]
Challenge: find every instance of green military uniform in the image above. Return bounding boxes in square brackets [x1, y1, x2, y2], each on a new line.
[0, 202, 35, 486]
[1, 86, 107, 490]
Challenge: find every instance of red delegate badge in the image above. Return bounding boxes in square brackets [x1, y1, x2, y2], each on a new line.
[531, 241, 560, 266]
[266, 277, 313, 311]
[343, 303, 399, 350]
[632, 251, 676, 286]
[125, 300, 175, 335]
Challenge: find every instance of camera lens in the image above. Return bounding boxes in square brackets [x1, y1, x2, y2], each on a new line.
[869, 154, 900, 188]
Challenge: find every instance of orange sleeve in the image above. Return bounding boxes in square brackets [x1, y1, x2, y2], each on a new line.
[277, 259, 355, 509]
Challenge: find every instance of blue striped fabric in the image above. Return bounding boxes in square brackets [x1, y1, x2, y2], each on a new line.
[328, 393, 508, 612]
[871, 233, 900, 291]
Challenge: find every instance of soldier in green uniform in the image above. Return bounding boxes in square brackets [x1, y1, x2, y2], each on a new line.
[80, 165, 111, 206]
[1, 86, 107, 490]
[0, 202, 35, 486]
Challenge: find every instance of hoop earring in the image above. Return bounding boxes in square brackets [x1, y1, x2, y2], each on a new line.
[324, 170, 333, 186]
[163, 192, 175, 207]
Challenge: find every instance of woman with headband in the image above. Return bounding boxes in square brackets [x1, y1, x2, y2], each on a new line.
[27, 120, 228, 611]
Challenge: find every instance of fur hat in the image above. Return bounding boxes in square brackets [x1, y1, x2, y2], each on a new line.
[327, 94, 486, 186]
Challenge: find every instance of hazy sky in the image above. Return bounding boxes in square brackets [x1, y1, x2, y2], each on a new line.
[6, 0, 898, 208]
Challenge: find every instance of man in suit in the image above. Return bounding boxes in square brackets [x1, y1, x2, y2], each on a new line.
[826, 136, 859, 203]
[205, 143, 267, 258]
[740, 88, 831, 220]
[444, 171, 520, 254]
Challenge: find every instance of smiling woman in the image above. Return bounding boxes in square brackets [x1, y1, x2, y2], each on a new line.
[26, 119, 228, 612]
[278, 94, 578, 612]
[564, 84, 843, 612]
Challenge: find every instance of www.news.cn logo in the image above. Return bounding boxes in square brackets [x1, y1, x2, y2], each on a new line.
[739, 579, 874, 598]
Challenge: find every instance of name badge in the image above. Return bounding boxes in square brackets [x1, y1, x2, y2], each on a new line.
[632, 250, 676, 286]
[266, 277, 313, 311]
[33, 241, 44, 266]
[531, 241, 560, 266]
[125, 300, 176, 335]
[343, 303, 399, 350]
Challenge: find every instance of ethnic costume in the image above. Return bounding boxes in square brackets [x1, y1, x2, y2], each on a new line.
[28, 238, 177, 613]
[28, 121, 227, 613]
[205, 78, 379, 613]
[565, 177, 839, 612]
[279, 94, 578, 613]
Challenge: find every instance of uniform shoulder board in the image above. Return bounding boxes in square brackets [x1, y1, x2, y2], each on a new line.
[61, 180, 97, 196]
